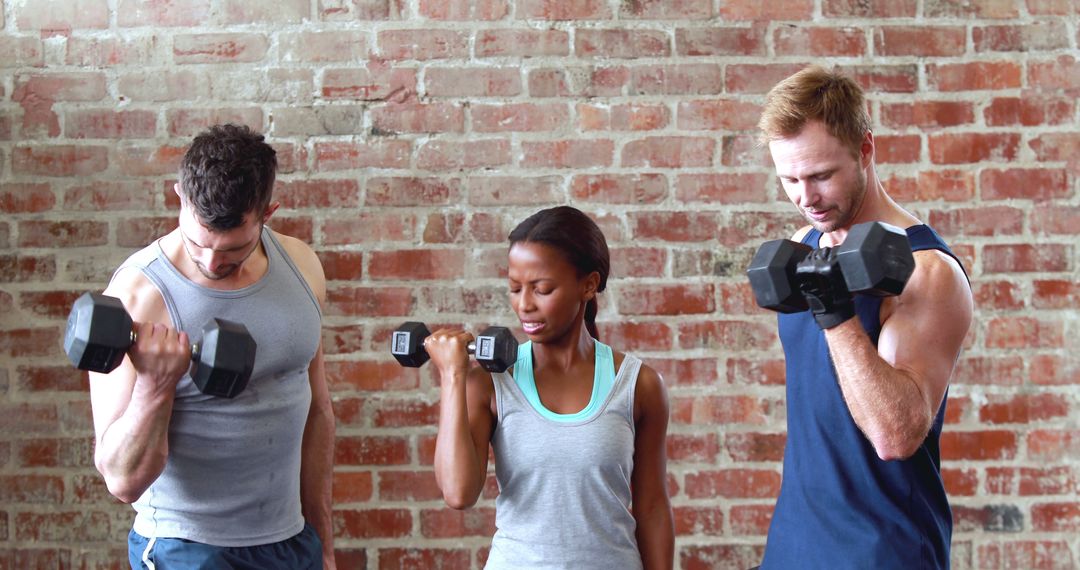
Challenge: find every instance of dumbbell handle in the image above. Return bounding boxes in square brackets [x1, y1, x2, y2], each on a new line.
[127, 327, 203, 364]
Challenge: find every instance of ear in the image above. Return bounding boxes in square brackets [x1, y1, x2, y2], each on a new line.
[860, 130, 875, 169]
[582, 271, 601, 301]
[262, 201, 280, 224]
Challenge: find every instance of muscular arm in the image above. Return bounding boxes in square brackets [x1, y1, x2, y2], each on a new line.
[89, 268, 191, 503]
[280, 232, 337, 568]
[631, 365, 674, 570]
[826, 249, 972, 460]
[430, 331, 496, 510]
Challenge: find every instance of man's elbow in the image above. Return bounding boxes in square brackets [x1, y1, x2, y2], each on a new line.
[441, 490, 479, 511]
[870, 429, 926, 462]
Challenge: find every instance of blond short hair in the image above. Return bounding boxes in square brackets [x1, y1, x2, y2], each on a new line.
[757, 65, 871, 157]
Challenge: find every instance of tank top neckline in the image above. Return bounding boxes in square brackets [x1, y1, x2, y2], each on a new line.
[153, 227, 275, 299]
[510, 339, 620, 424]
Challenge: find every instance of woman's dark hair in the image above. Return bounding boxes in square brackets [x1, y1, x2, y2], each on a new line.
[179, 124, 277, 231]
[508, 206, 610, 340]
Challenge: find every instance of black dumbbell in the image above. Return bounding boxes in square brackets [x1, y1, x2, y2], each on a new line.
[747, 221, 916, 313]
[63, 292, 257, 398]
[390, 321, 518, 373]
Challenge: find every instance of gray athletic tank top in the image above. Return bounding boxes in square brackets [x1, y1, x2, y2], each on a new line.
[121, 228, 321, 547]
[487, 343, 643, 570]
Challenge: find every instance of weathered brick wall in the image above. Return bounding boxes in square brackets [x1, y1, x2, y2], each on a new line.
[1, 0, 1078, 568]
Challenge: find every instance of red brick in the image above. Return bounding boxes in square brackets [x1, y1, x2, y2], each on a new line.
[952, 356, 1025, 386]
[420, 507, 496, 537]
[17, 221, 107, 249]
[986, 317, 1064, 349]
[730, 504, 773, 536]
[0, 475, 64, 504]
[320, 0, 405, 20]
[575, 29, 670, 58]
[726, 432, 786, 462]
[0, 36, 44, 67]
[15, 512, 111, 541]
[421, 212, 465, 244]
[685, 469, 780, 499]
[975, 21, 1069, 52]
[15, 0, 108, 32]
[0, 183, 54, 214]
[672, 394, 774, 425]
[377, 470, 442, 501]
[17, 289, 81, 319]
[371, 101, 464, 133]
[324, 286, 414, 318]
[527, 66, 629, 98]
[373, 399, 439, 428]
[823, 0, 915, 16]
[928, 62, 1022, 91]
[15, 438, 92, 469]
[874, 26, 965, 56]
[316, 251, 363, 282]
[989, 540, 1077, 569]
[722, 134, 771, 167]
[941, 430, 1017, 460]
[173, 33, 268, 64]
[116, 144, 186, 176]
[333, 471, 373, 503]
[1029, 132, 1080, 165]
[840, 64, 920, 93]
[929, 133, 1020, 164]
[1032, 503, 1080, 532]
[425, 68, 521, 97]
[1026, 0, 1078, 14]
[943, 468, 979, 496]
[223, 0, 308, 23]
[418, 0, 508, 19]
[278, 30, 367, 63]
[620, 0, 711, 18]
[674, 506, 724, 536]
[1031, 355, 1079, 386]
[595, 321, 674, 352]
[719, 0, 812, 19]
[646, 357, 719, 387]
[276, 179, 359, 210]
[118, 0, 211, 26]
[617, 284, 714, 316]
[622, 136, 714, 168]
[322, 324, 365, 356]
[1020, 467, 1077, 496]
[117, 216, 177, 248]
[472, 103, 568, 132]
[1028, 429, 1080, 462]
[928, 206, 1023, 237]
[775, 25, 866, 56]
[980, 393, 1069, 424]
[1033, 280, 1080, 309]
[369, 249, 465, 281]
[521, 139, 614, 168]
[466, 176, 562, 206]
[675, 26, 766, 56]
[335, 436, 410, 466]
[981, 168, 1069, 201]
[926, 0, 1018, 17]
[1029, 55, 1080, 90]
[66, 109, 157, 139]
[872, 135, 925, 166]
[476, 29, 569, 57]
[166, 107, 263, 136]
[416, 139, 511, 171]
[12, 145, 108, 177]
[984, 244, 1070, 273]
[881, 101, 975, 129]
[336, 509, 412, 538]
[676, 99, 761, 131]
[571, 173, 668, 204]
[62, 180, 156, 211]
[973, 280, 1025, 310]
[631, 64, 723, 95]
[323, 66, 417, 102]
[579, 102, 670, 131]
[377, 29, 469, 60]
[720, 211, 804, 248]
[666, 433, 720, 463]
[314, 140, 411, 170]
[681, 545, 765, 570]
[379, 548, 471, 570]
[517, 0, 610, 19]
[725, 63, 808, 94]
[365, 177, 462, 207]
[984, 94, 1075, 126]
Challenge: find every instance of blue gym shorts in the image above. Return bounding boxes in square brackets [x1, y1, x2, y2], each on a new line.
[127, 523, 322, 570]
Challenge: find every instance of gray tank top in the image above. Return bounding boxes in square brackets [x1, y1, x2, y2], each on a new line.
[487, 345, 643, 570]
[121, 228, 321, 547]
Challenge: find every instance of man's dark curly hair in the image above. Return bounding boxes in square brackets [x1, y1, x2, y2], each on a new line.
[178, 124, 277, 231]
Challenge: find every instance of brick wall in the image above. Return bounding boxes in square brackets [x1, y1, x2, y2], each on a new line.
[1, 1, 1078, 568]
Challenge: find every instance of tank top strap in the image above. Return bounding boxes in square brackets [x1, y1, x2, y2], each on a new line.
[509, 340, 619, 423]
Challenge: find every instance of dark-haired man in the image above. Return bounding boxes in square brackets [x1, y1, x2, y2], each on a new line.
[89, 124, 336, 569]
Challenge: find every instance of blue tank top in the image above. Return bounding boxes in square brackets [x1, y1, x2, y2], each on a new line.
[121, 228, 322, 547]
[762, 224, 966, 569]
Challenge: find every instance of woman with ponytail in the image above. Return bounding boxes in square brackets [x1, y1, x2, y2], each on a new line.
[425, 205, 674, 569]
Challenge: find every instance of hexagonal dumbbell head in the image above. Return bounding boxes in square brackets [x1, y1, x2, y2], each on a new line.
[190, 318, 257, 399]
[836, 221, 915, 297]
[391, 322, 432, 368]
[471, 326, 518, 373]
[63, 292, 134, 373]
[747, 239, 814, 313]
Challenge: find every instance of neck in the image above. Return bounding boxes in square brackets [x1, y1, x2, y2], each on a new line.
[531, 321, 595, 374]
[822, 167, 920, 246]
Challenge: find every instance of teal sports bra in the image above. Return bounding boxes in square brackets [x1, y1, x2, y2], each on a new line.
[511, 340, 616, 422]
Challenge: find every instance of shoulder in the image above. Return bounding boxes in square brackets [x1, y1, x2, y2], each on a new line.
[271, 229, 326, 301]
[791, 224, 813, 242]
[102, 265, 170, 327]
[884, 247, 972, 325]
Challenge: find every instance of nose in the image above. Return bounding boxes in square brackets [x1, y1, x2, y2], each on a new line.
[514, 288, 536, 316]
[204, 251, 230, 272]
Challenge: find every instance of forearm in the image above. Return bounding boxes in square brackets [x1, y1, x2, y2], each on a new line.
[634, 501, 675, 570]
[300, 403, 336, 566]
[94, 378, 174, 503]
[433, 376, 485, 509]
[825, 319, 933, 459]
